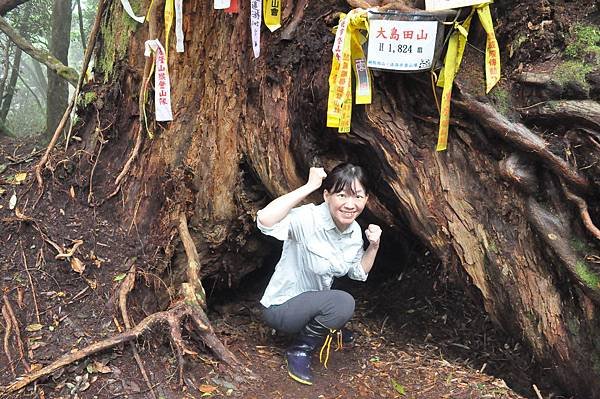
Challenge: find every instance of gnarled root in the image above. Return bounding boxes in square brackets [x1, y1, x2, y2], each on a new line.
[0, 298, 239, 397]
[0, 214, 242, 398]
[454, 92, 590, 192]
[526, 198, 600, 304]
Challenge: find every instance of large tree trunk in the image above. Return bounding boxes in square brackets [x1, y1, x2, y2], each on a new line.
[63, 0, 600, 397]
[45, 0, 71, 138]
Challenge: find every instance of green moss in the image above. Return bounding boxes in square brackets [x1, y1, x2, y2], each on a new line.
[97, 1, 140, 80]
[79, 91, 98, 108]
[488, 86, 511, 116]
[553, 60, 594, 89]
[575, 260, 600, 289]
[509, 34, 527, 58]
[552, 24, 600, 92]
[565, 24, 600, 61]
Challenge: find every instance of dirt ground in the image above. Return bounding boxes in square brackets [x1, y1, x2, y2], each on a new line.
[0, 135, 575, 399]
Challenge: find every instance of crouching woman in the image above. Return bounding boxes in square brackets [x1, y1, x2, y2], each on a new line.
[256, 163, 382, 385]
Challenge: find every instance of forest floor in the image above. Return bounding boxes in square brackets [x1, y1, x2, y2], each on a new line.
[0, 137, 573, 399]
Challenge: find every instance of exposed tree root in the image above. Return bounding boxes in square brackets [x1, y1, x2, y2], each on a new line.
[1, 294, 29, 377]
[118, 264, 157, 399]
[0, 214, 242, 397]
[0, 299, 238, 397]
[499, 154, 600, 302]
[455, 92, 590, 192]
[521, 100, 600, 132]
[34, 0, 107, 189]
[107, 0, 159, 200]
[525, 198, 600, 303]
[281, 0, 309, 40]
[561, 182, 600, 241]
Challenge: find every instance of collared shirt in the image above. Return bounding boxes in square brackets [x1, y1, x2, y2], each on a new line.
[257, 202, 368, 308]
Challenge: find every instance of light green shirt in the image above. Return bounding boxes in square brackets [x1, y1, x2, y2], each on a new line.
[258, 202, 367, 307]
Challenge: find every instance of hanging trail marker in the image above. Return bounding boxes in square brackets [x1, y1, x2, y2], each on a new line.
[164, 0, 174, 59]
[251, 0, 262, 58]
[145, 39, 173, 122]
[120, 0, 145, 23]
[264, 0, 281, 32]
[225, 0, 239, 13]
[175, 0, 184, 52]
[214, 0, 231, 9]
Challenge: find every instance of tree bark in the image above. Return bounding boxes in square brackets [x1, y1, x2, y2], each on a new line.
[57, 0, 600, 397]
[0, 0, 28, 16]
[45, 0, 72, 138]
[76, 0, 86, 52]
[0, 45, 20, 122]
[0, 39, 11, 105]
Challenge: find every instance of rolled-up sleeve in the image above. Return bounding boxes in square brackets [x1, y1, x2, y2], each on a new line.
[346, 244, 368, 281]
[256, 209, 292, 241]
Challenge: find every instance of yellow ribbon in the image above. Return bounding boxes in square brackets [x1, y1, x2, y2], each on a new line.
[327, 9, 371, 133]
[263, 0, 281, 32]
[164, 0, 174, 59]
[436, 1, 500, 151]
[477, 3, 500, 92]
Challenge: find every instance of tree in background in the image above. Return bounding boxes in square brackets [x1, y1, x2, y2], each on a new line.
[45, 0, 71, 138]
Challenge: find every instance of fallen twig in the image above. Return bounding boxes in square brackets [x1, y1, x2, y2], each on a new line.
[2, 294, 29, 374]
[19, 241, 40, 323]
[1, 302, 15, 378]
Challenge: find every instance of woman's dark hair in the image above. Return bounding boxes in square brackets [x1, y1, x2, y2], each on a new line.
[322, 163, 369, 195]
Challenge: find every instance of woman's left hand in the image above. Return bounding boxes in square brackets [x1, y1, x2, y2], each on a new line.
[365, 224, 382, 247]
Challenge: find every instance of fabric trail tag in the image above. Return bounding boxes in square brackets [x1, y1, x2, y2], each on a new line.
[175, 0, 184, 52]
[251, 0, 262, 58]
[263, 0, 281, 32]
[120, 0, 145, 23]
[214, 0, 231, 9]
[145, 39, 173, 122]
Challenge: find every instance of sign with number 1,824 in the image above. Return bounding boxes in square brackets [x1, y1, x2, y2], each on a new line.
[367, 19, 438, 71]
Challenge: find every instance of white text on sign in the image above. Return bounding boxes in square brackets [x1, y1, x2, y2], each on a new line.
[367, 19, 438, 71]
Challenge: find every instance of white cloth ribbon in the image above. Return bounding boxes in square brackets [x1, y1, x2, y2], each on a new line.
[175, 0, 184, 52]
[214, 0, 231, 9]
[250, 0, 262, 58]
[120, 0, 145, 23]
[144, 40, 173, 122]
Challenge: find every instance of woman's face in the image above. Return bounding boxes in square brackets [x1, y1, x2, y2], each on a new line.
[323, 179, 368, 232]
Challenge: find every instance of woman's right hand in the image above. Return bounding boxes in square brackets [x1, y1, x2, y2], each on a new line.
[307, 167, 327, 191]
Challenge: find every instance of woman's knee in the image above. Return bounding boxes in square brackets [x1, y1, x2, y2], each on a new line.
[330, 290, 355, 321]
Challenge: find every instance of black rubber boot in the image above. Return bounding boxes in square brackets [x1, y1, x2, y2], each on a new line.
[340, 327, 354, 346]
[285, 319, 332, 385]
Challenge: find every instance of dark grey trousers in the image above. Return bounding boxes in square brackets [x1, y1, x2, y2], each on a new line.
[261, 290, 355, 334]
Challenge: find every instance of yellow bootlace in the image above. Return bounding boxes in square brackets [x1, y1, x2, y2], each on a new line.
[318, 329, 343, 368]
